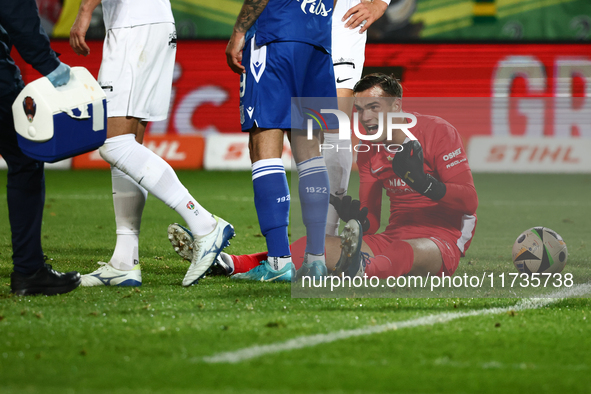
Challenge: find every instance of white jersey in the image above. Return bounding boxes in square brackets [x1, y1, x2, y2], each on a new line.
[102, 0, 175, 30]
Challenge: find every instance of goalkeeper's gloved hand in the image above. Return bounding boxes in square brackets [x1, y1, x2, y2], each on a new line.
[329, 194, 370, 233]
[391, 140, 446, 200]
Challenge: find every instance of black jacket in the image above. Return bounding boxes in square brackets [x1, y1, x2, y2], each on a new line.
[0, 0, 60, 99]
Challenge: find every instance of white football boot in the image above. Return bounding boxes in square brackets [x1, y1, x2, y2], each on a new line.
[168, 223, 194, 261]
[81, 262, 142, 287]
[169, 216, 235, 286]
[167, 223, 235, 276]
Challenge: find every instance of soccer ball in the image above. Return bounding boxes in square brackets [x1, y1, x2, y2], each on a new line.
[512, 227, 568, 275]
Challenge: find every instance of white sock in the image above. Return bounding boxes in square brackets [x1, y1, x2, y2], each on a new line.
[109, 167, 147, 271]
[174, 193, 216, 236]
[305, 252, 325, 264]
[323, 133, 353, 236]
[99, 134, 217, 237]
[268, 256, 292, 271]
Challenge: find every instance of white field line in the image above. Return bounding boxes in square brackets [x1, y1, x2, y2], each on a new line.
[202, 284, 591, 364]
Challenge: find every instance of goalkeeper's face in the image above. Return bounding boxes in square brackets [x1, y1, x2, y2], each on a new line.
[354, 86, 402, 142]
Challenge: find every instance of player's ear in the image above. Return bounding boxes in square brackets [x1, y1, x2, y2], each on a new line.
[391, 97, 402, 113]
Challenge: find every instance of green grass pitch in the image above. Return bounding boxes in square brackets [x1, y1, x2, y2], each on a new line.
[0, 170, 590, 393]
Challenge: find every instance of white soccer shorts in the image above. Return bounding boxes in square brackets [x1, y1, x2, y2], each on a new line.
[332, 0, 367, 90]
[98, 22, 177, 122]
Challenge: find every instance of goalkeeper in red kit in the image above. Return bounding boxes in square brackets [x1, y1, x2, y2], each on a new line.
[197, 73, 478, 279]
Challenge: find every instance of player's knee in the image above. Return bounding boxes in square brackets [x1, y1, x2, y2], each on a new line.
[99, 134, 136, 167]
[98, 143, 114, 166]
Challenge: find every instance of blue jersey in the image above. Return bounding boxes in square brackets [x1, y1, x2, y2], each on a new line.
[247, 0, 333, 53]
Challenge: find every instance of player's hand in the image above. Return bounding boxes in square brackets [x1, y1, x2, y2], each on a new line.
[226, 32, 246, 74]
[343, 0, 389, 34]
[70, 10, 92, 56]
[391, 140, 446, 200]
[330, 194, 370, 233]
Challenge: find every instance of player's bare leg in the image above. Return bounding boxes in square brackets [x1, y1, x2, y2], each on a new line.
[249, 127, 284, 162]
[324, 88, 355, 236]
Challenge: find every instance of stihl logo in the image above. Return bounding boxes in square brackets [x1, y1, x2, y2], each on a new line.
[486, 145, 579, 163]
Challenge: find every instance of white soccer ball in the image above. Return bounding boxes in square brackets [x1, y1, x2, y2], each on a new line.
[512, 227, 568, 275]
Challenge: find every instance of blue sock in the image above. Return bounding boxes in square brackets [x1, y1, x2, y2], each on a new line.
[297, 156, 329, 255]
[252, 159, 291, 258]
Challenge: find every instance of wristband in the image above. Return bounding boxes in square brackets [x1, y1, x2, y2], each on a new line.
[421, 174, 447, 201]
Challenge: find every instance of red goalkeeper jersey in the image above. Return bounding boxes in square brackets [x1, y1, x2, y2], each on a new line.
[357, 112, 477, 256]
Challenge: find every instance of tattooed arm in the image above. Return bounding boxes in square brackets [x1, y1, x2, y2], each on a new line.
[225, 0, 270, 74]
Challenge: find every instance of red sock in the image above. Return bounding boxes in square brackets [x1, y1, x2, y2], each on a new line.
[289, 236, 307, 270]
[231, 252, 267, 274]
[365, 240, 414, 278]
[229, 236, 309, 274]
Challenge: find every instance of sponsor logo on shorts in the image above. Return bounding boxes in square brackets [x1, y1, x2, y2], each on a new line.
[333, 57, 355, 68]
[246, 106, 255, 118]
[169, 31, 177, 48]
[443, 147, 462, 161]
[337, 77, 352, 83]
[250, 38, 267, 83]
[252, 62, 263, 78]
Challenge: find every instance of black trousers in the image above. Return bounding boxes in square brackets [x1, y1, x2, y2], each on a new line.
[0, 90, 45, 274]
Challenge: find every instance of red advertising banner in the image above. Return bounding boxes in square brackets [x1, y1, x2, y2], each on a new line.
[11, 41, 589, 169]
[15, 41, 589, 129]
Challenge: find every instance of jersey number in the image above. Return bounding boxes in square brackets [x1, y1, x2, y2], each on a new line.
[240, 74, 246, 98]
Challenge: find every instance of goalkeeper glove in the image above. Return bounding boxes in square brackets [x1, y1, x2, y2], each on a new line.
[391, 140, 446, 200]
[330, 194, 370, 233]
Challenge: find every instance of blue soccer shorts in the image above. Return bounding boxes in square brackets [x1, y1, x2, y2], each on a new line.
[240, 37, 337, 131]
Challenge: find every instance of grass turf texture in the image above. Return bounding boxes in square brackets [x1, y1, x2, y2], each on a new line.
[0, 170, 590, 393]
